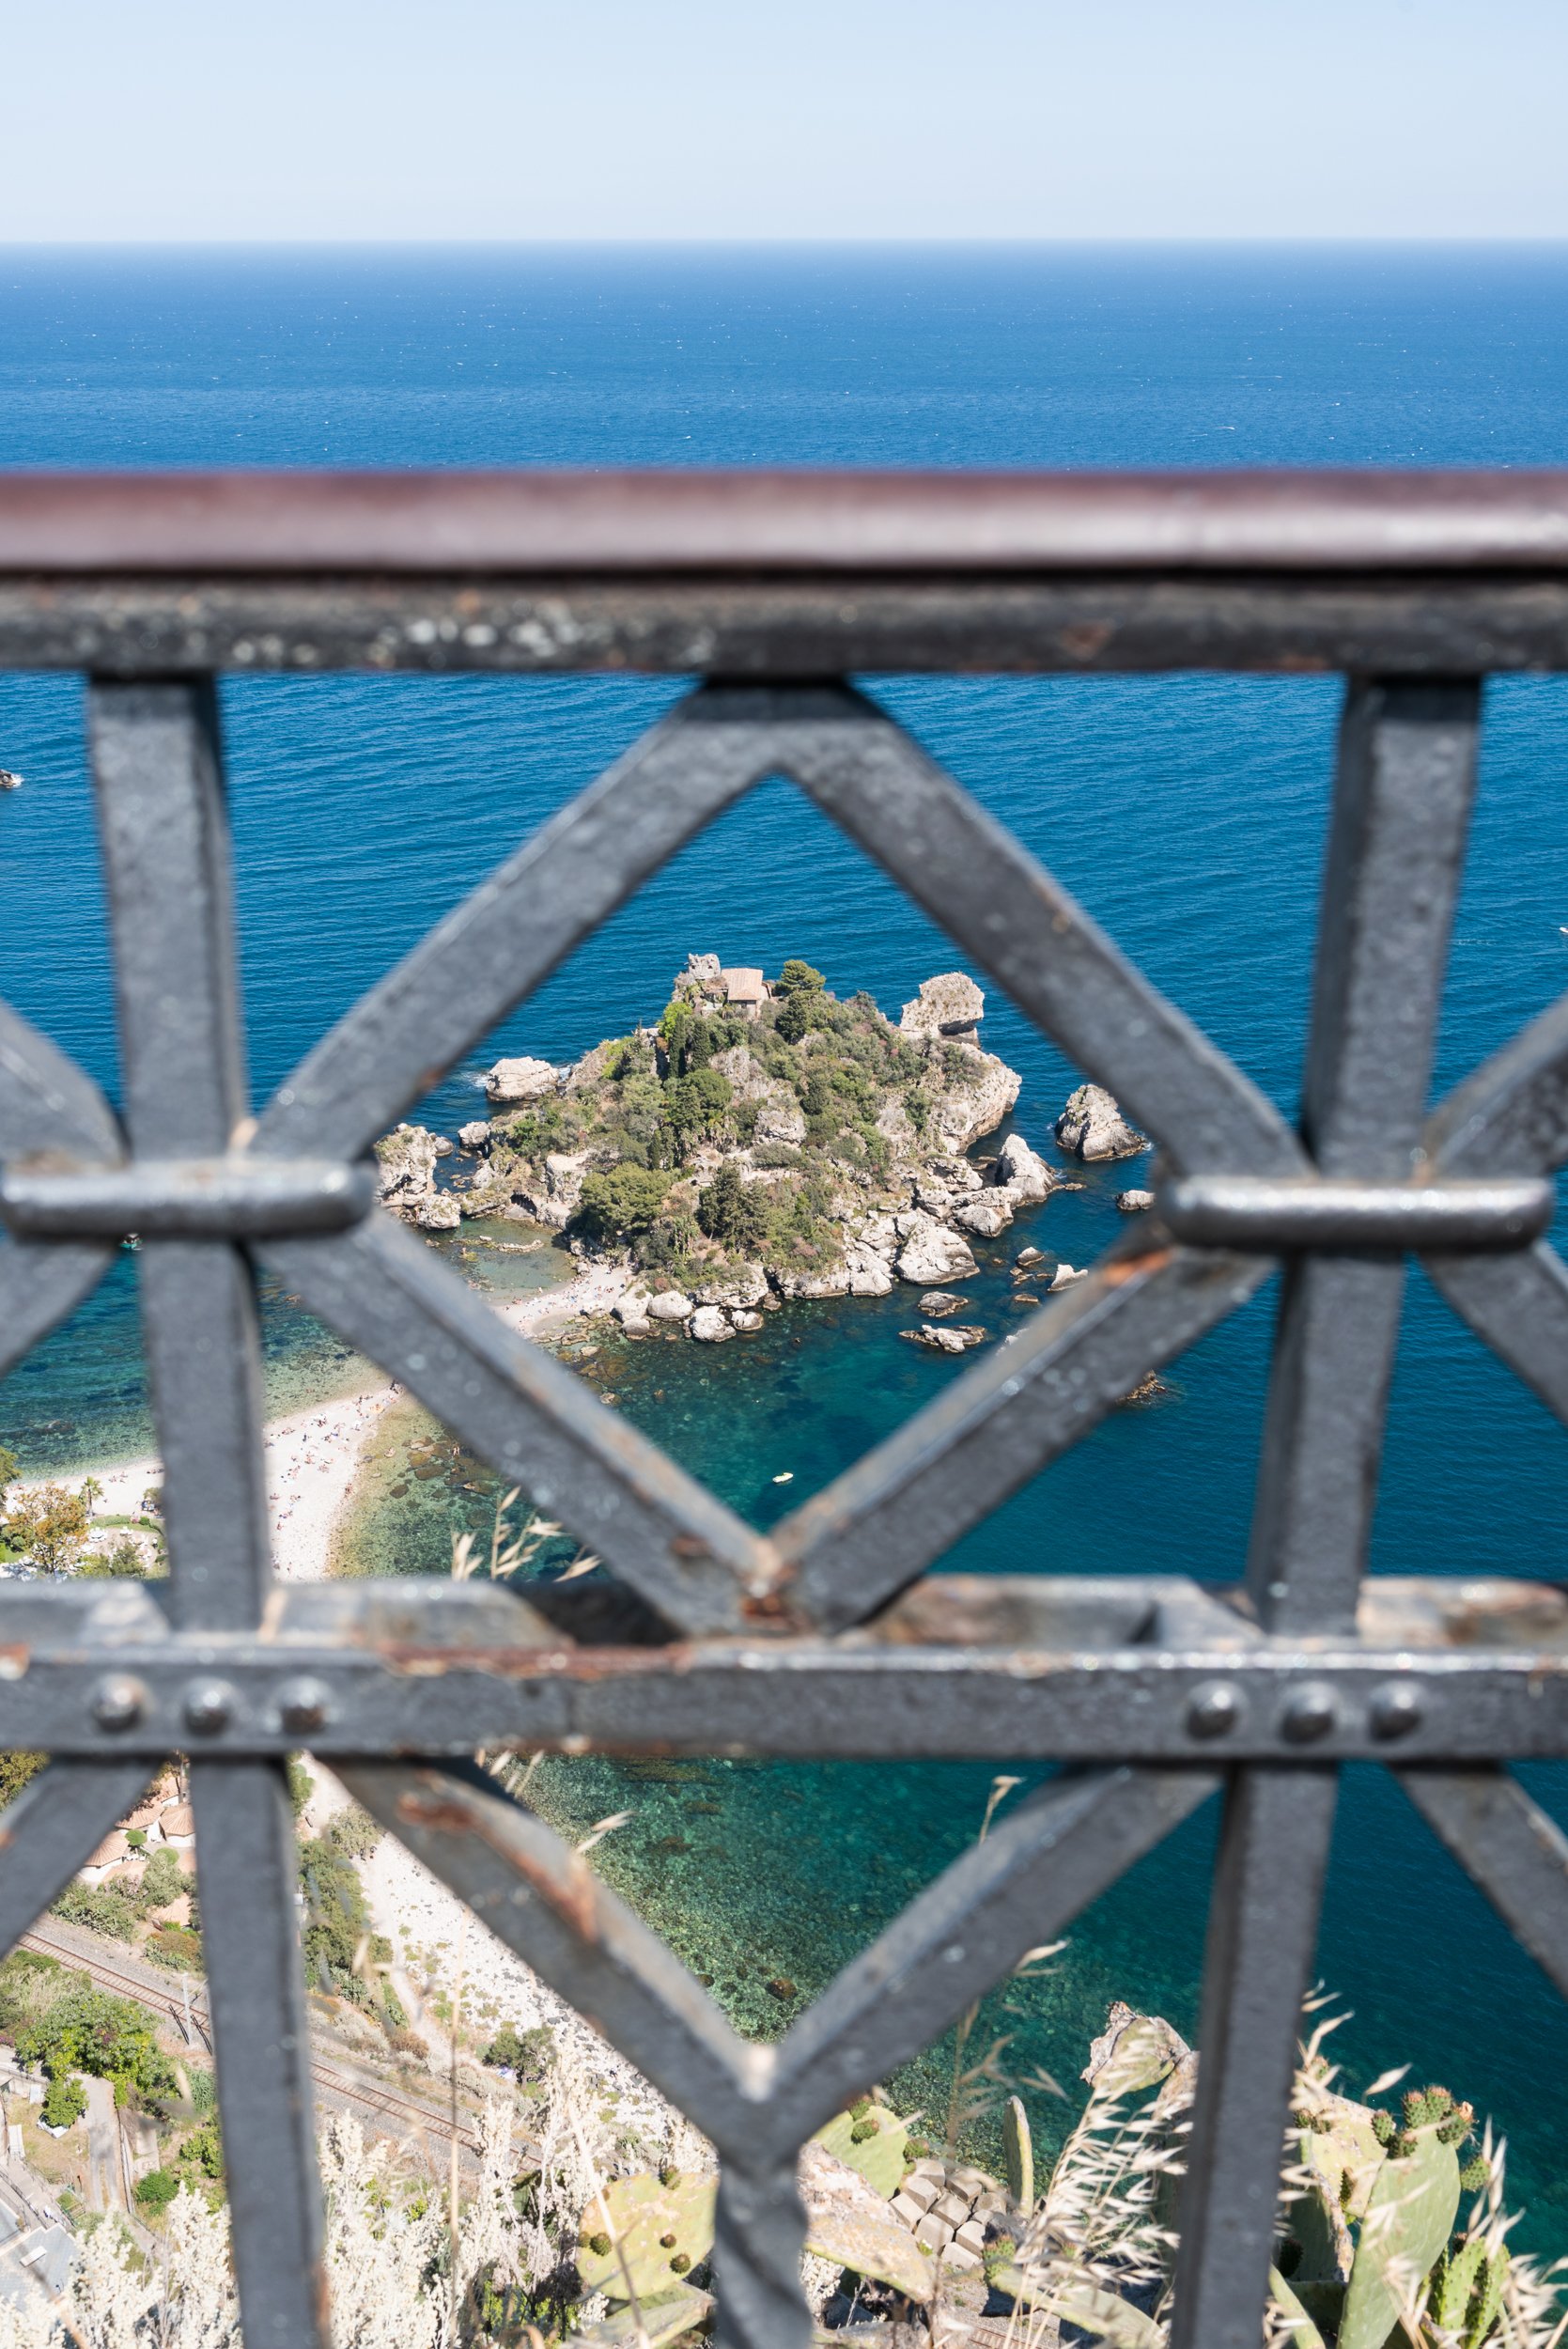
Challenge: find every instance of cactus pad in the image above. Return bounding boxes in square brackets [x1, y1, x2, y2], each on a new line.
[1339, 2128, 1460, 2349]
[1002, 2095, 1033, 2211]
[813, 2106, 909, 2199]
[576, 2170, 717, 2300]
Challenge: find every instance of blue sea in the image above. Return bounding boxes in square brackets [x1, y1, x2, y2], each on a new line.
[3, 244, 1568, 2226]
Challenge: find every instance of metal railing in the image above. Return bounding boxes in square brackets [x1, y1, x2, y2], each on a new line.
[1, 469, 1567, 2349]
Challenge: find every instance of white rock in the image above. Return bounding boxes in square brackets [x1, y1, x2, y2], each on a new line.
[896, 1214, 978, 1286]
[918, 1291, 965, 1317]
[845, 1245, 895, 1297]
[1049, 1263, 1088, 1290]
[776, 1263, 853, 1299]
[613, 1285, 655, 1326]
[689, 1305, 737, 1343]
[691, 1262, 769, 1310]
[1117, 1188, 1157, 1212]
[411, 1192, 461, 1231]
[731, 1309, 766, 1332]
[899, 972, 986, 1040]
[954, 1190, 1017, 1239]
[647, 1291, 694, 1322]
[995, 1130, 1058, 1202]
[1055, 1082, 1147, 1162]
[458, 1120, 492, 1153]
[755, 1098, 807, 1147]
[484, 1056, 559, 1104]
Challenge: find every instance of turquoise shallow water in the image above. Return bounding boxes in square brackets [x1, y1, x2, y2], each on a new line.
[3, 245, 1568, 2227]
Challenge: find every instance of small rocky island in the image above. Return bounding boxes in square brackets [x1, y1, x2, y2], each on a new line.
[376, 956, 1146, 1342]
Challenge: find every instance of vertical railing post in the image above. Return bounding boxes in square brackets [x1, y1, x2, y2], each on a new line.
[89, 678, 328, 2349]
[1171, 678, 1482, 2349]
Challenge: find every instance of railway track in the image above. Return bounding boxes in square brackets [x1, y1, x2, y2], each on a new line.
[16, 1926, 485, 2161]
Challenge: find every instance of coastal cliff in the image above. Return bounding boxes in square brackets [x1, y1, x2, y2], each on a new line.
[375, 955, 1092, 1336]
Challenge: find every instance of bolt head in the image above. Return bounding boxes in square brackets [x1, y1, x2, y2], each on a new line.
[276, 1677, 331, 1736]
[1186, 1681, 1242, 1739]
[1281, 1683, 1339, 1744]
[183, 1679, 236, 1736]
[91, 1674, 146, 1733]
[1369, 1681, 1423, 1740]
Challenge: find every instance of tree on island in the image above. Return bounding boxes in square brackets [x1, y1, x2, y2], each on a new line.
[5, 1480, 94, 1575]
[574, 1163, 675, 1245]
[697, 1160, 768, 1254]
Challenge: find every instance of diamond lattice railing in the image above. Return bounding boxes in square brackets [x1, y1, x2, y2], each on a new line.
[0, 473, 1566, 2349]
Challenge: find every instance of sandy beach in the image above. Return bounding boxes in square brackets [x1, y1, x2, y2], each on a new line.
[24, 1251, 634, 1587]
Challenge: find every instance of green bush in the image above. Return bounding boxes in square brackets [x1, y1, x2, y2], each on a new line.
[18, 1982, 179, 2109]
[41, 2075, 86, 2129]
[177, 2116, 224, 2182]
[0, 1752, 46, 1809]
[135, 2168, 180, 2211]
[51, 1885, 141, 1944]
[776, 959, 825, 997]
[483, 2022, 554, 2080]
[286, 1756, 313, 1818]
[325, 1805, 383, 1862]
[138, 1845, 184, 1913]
[775, 993, 811, 1045]
[146, 1928, 204, 1975]
[574, 1163, 675, 1244]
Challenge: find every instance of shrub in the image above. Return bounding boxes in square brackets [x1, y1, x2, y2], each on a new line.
[776, 959, 826, 997]
[325, 1805, 383, 1862]
[18, 1981, 179, 2108]
[391, 2026, 428, 2060]
[574, 1163, 674, 1244]
[483, 2022, 554, 2080]
[135, 2167, 180, 2210]
[52, 1884, 141, 1943]
[286, 1756, 313, 1819]
[77, 1534, 147, 1579]
[146, 1928, 204, 1975]
[41, 2074, 86, 2129]
[177, 2116, 224, 2182]
[138, 1845, 184, 1913]
[4, 1482, 92, 1575]
[0, 1752, 45, 1809]
[504, 1101, 578, 1158]
[752, 1143, 801, 1171]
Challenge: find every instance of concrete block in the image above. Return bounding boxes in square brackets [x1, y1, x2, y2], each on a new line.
[899, 2174, 939, 2215]
[955, 2221, 986, 2255]
[942, 2244, 984, 2274]
[915, 2215, 954, 2252]
[933, 2190, 971, 2226]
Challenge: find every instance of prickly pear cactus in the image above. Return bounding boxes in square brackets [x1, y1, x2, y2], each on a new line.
[813, 2101, 909, 2200]
[1268, 2266, 1327, 2349]
[1465, 2243, 1510, 2349]
[1002, 2095, 1033, 2211]
[1339, 2126, 1461, 2349]
[576, 2168, 717, 2300]
[1433, 2240, 1488, 2336]
[989, 2262, 1163, 2349]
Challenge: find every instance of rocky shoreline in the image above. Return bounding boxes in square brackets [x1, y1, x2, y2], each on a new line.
[376, 955, 1149, 1344]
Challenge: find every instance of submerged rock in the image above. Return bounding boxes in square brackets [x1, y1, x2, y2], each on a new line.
[901, 1323, 987, 1354]
[918, 1291, 966, 1317]
[1055, 1083, 1147, 1162]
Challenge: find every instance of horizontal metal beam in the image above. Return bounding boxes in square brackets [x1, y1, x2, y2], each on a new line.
[1161, 1171, 1552, 1251]
[7, 1574, 1568, 1762]
[0, 1155, 375, 1238]
[9, 577, 1568, 678]
[6, 469, 1568, 573]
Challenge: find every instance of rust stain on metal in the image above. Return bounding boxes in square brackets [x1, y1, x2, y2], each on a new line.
[1101, 1249, 1172, 1288]
[0, 1646, 29, 1683]
[396, 1785, 602, 1940]
[1058, 621, 1114, 661]
[669, 1534, 716, 1563]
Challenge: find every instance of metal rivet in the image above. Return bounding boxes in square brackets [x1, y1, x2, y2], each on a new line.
[276, 1677, 331, 1736]
[1281, 1683, 1340, 1744]
[1369, 1681, 1424, 1740]
[91, 1674, 146, 1733]
[1186, 1682, 1242, 1739]
[183, 1679, 236, 1735]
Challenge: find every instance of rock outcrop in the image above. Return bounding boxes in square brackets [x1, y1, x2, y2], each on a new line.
[1055, 1083, 1148, 1162]
[895, 1215, 979, 1286]
[899, 972, 985, 1041]
[374, 1124, 460, 1229]
[1116, 1188, 1156, 1213]
[484, 1055, 559, 1104]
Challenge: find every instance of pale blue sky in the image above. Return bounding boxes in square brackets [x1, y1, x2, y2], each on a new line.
[1, 0, 1563, 243]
